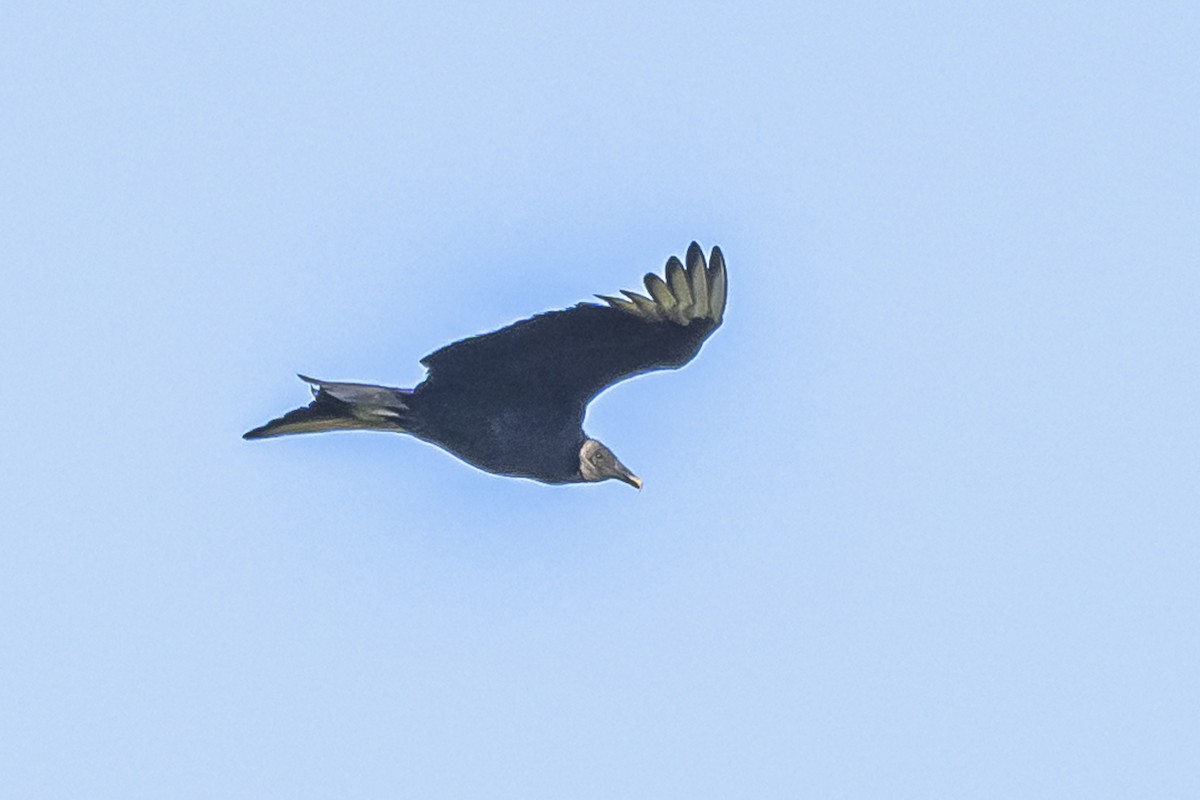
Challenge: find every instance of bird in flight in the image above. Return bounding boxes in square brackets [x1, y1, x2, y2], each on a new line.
[244, 242, 727, 489]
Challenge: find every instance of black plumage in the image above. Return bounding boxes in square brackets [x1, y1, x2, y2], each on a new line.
[244, 242, 728, 488]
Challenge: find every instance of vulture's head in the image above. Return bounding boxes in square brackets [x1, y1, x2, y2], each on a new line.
[578, 438, 642, 490]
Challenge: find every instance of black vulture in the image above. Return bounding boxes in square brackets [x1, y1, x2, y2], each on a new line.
[244, 242, 727, 488]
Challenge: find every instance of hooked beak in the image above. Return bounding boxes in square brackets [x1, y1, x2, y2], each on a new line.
[615, 464, 643, 491]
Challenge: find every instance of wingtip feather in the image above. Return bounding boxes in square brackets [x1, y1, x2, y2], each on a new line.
[707, 246, 727, 322]
[643, 273, 677, 313]
[666, 257, 693, 316]
[688, 246, 709, 314]
[619, 289, 662, 319]
[597, 294, 638, 314]
[602, 243, 727, 328]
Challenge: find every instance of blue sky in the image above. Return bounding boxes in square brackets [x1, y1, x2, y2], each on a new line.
[3, 2, 1197, 797]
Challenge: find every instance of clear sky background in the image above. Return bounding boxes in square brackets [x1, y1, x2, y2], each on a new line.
[3, 2, 1197, 797]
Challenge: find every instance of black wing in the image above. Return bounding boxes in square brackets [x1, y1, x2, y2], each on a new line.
[417, 242, 728, 406]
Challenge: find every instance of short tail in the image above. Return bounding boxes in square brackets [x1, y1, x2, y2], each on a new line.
[243, 375, 413, 440]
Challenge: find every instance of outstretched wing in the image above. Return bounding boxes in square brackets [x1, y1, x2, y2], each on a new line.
[417, 242, 728, 406]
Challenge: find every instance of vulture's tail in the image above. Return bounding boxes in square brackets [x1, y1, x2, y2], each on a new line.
[243, 375, 413, 439]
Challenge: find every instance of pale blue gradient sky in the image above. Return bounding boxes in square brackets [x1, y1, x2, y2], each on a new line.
[3, 2, 1197, 797]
